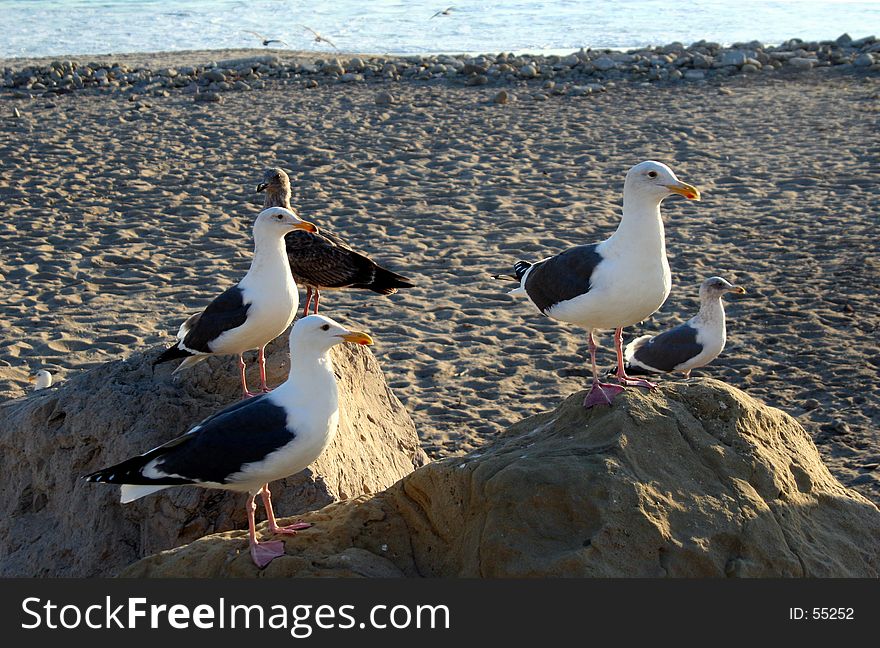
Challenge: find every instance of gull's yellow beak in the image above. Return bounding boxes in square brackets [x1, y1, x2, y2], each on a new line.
[27, 374, 36, 383]
[295, 221, 319, 233]
[341, 331, 374, 346]
[732, 286, 746, 295]
[665, 181, 701, 201]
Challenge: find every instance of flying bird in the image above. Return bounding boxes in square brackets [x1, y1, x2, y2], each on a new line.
[431, 7, 455, 19]
[624, 276, 745, 377]
[28, 369, 52, 391]
[153, 207, 317, 397]
[87, 315, 374, 568]
[300, 26, 338, 50]
[257, 168, 414, 316]
[499, 160, 701, 408]
[241, 30, 290, 47]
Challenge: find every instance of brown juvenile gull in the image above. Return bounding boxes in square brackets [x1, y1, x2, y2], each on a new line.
[257, 168, 414, 315]
[624, 276, 745, 377]
[154, 207, 317, 397]
[499, 161, 701, 408]
[88, 315, 374, 569]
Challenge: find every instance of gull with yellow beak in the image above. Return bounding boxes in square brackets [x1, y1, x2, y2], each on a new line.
[499, 161, 701, 408]
[88, 315, 374, 569]
[28, 369, 53, 391]
[154, 207, 318, 397]
[624, 276, 745, 378]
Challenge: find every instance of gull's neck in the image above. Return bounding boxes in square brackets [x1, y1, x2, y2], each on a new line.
[274, 345, 338, 405]
[606, 191, 666, 256]
[264, 187, 292, 210]
[696, 296, 726, 325]
[242, 230, 293, 288]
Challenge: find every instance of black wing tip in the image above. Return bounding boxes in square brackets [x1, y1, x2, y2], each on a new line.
[152, 344, 192, 366]
[513, 261, 532, 281]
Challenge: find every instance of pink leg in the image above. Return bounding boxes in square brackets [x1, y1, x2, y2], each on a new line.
[246, 492, 285, 569]
[583, 330, 625, 408]
[239, 354, 258, 399]
[260, 484, 312, 535]
[302, 287, 312, 318]
[614, 328, 657, 390]
[312, 289, 320, 314]
[258, 346, 271, 393]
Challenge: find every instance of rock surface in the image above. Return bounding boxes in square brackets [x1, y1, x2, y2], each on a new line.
[123, 379, 880, 578]
[0, 334, 427, 577]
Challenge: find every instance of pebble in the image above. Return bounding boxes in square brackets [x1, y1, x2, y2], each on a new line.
[492, 89, 510, 104]
[853, 53, 875, 67]
[592, 56, 616, 72]
[684, 69, 706, 81]
[375, 90, 395, 106]
[194, 91, 222, 103]
[11, 107, 20, 118]
[789, 57, 816, 70]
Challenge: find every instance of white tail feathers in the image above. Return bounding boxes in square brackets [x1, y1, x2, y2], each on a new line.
[623, 335, 652, 363]
[120, 484, 171, 504]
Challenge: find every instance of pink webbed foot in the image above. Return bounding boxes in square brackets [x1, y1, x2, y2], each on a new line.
[269, 521, 312, 536]
[583, 381, 625, 408]
[242, 391, 260, 399]
[250, 540, 286, 568]
[616, 375, 658, 390]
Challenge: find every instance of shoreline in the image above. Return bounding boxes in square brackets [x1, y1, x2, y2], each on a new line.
[2, 35, 877, 102]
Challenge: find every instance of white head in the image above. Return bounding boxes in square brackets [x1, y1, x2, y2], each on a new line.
[28, 369, 52, 390]
[289, 314, 374, 355]
[699, 276, 745, 301]
[623, 160, 701, 206]
[253, 207, 317, 242]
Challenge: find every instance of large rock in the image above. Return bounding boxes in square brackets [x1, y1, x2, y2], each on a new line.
[123, 379, 880, 578]
[0, 333, 427, 577]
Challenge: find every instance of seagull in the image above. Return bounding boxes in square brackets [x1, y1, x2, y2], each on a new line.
[153, 207, 318, 398]
[431, 7, 455, 19]
[28, 369, 52, 391]
[624, 276, 745, 377]
[87, 315, 374, 568]
[300, 26, 338, 50]
[499, 160, 701, 408]
[241, 30, 290, 47]
[257, 168, 414, 315]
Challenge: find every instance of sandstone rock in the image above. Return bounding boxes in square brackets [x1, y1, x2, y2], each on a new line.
[123, 380, 880, 578]
[0, 334, 426, 577]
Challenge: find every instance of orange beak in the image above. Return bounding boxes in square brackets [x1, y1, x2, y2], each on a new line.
[341, 331, 374, 346]
[666, 181, 701, 201]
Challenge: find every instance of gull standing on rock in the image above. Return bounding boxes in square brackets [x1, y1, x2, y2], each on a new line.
[87, 315, 374, 568]
[153, 207, 318, 397]
[500, 161, 701, 408]
[257, 168, 414, 315]
[624, 276, 745, 378]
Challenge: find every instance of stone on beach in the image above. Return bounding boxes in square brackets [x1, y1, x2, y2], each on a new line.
[0, 337, 426, 577]
[121, 380, 880, 578]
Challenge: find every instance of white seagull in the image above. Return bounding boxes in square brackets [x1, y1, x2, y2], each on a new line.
[28, 369, 53, 391]
[87, 314, 374, 568]
[624, 276, 745, 377]
[153, 207, 317, 397]
[501, 160, 701, 408]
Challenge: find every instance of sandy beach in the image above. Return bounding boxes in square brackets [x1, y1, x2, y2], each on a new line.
[0, 49, 877, 505]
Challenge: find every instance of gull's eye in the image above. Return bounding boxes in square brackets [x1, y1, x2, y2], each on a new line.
[647, 171, 658, 178]
[320, 324, 330, 331]
[275, 214, 283, 220]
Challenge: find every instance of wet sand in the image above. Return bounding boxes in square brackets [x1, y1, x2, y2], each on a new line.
[1, 55, 877, 503]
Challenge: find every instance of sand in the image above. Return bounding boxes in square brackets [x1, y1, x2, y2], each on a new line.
[1, 52, 877, 504]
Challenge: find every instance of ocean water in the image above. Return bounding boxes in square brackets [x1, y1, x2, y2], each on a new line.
[0, 0, 878, 59]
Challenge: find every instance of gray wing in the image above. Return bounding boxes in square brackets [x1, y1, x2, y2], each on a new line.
[285, 228, 394, 290]
[631, 323, 703, 372]
[523, 244, 603, 313]
[181, 285, 250, 353]
[85, 394, 294, 487]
